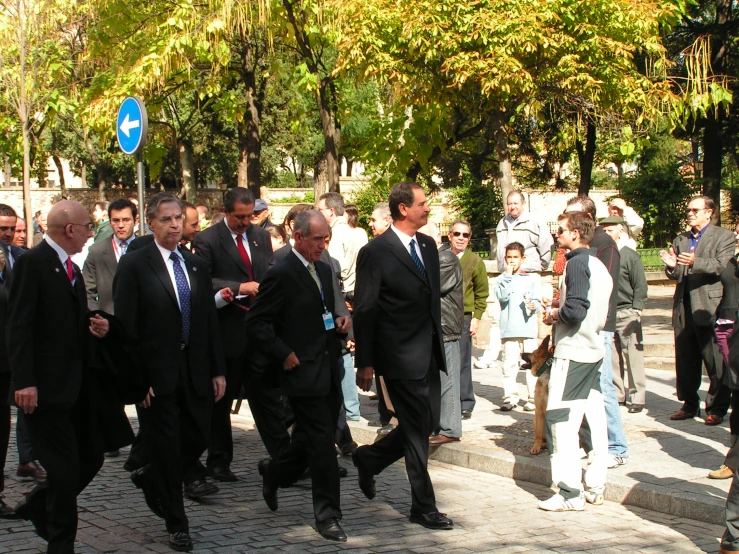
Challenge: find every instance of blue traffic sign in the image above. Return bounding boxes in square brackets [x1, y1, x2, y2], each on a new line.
[116, 97, 148, 156]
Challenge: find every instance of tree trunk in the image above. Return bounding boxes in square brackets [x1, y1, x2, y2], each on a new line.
[346, 159, 353, 177]
[81, 164, 86, 187]
[3, 159, 10, 187]
[51, 154, 65, 194]
[576, 117, 597, 196]
[314, 152, 329, 198]
[492, 112, 512, 201]
[703, 108, 723, 224]
[22, 119, 33, 248]
[84, 135, 107, 200]
[317, 79, 341, 193]
[179, 140, 196, 202]
[237, 125, 248, 189]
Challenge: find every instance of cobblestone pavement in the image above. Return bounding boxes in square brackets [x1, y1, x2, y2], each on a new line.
[0, 411, 726, 553]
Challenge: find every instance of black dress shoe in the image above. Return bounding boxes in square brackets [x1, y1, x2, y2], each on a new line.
[0, 499, 24, 520]
[628, 404, 644, 413]
[316, 517, 347, 542]
[208, 466, 238, 482]
[352, 449, 376, 500]
[168, 531, 193, 552]
[183, 479, 219, 500]
[366, 419, 383, 427]
[338, 466, 348, 478]
[104, 449, 120, 458]
[377, 424, 395, 436]
[339, 441, 358, 457]
[258, 458, 278, 511]
[461, 409, 472, 420]
[130, 467, 164, 518]
[409, 511, 454, 530]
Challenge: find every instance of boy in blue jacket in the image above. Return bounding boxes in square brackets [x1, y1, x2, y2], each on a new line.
[494, 242, 541, 411]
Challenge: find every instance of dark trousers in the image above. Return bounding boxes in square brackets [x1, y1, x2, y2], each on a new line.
[207, 356, 243, 470]
[17, 407, 34, 464]
[0, 373, 10, 493]
[675, 298, 731, 415]
[273, 385, 341, 522]
[355, 374, 438, 515]
[459, 314, 475, 412]
[137, 361, 210, 534]
[25, 406, 104, 554]
[242, 373, 291, 460]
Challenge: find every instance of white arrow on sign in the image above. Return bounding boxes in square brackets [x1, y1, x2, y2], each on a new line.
[119, 113, 140, 138]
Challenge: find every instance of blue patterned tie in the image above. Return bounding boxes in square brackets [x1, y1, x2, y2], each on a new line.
[120, 240, 128, 256]
[410, 239, 427, 279]
[170, 252, 191, 342]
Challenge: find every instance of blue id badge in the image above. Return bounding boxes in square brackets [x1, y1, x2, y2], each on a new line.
[322, 312, 335, 331]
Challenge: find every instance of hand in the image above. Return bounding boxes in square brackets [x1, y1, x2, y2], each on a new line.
[525, 300, 536, 312]
[212, 376, 226, 402]
[239, 281, 260, 296]
[470, 318, 479, 336]
[356, 367, 374, 392]
[283, 352, 299, 371]
[138, 387, 155, 409]
[15, 386, 37, 414]
[677, 246, 695, 267]
[660, 247, 677, 268]
[543, 309, 557, 326]
[505, 262, 515, 275]
[219, 288, 235, 303]
[335, 316, 351, 334]
[0, 248, 5, 273]
[541, 296, 552, 308]
[347, 338, 355, 353]
[89, 314, 110, 338]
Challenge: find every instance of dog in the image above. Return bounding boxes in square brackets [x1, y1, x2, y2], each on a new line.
[527, 335, 554, 455]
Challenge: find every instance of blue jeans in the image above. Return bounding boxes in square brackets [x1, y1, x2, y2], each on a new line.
[600, 331, 628, 457]
[341, 353, 360, 420]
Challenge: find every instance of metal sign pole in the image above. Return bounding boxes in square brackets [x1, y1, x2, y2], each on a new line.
[137, 152, 146, 236]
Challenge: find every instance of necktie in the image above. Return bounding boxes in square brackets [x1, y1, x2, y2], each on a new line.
[120, 240, 128, 256]
[169, 252, 191, 343]
[65, 258, 75, 283]
[236, 235, 254, 281]
[307, 262, 322, 292]
[409, 239, 427, 279]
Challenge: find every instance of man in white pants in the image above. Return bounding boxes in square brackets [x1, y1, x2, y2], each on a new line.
[540, 211, 612, 511]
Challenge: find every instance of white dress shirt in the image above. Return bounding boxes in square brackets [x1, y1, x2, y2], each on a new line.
[390, 224, 425, 267]
[113, 235, 132, 262]
[225, 221, 252, 260]
[46, 235, 76, 284]
[155, 240, 190, 310]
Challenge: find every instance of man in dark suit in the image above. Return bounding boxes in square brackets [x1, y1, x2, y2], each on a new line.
[0, 204, 26, 268]
[83, 198, 137, 313]
[661, 195, 734, 423]
[113, 192, 227, 553]
[244, 210, 351, 542]
[0, 241, 12, 516]
[352, 182, 453, 530]
[4, 200, 133, 554]
[191, 187, 286, 482]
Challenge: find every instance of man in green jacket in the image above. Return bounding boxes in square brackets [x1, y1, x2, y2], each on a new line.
[93, 201, 113, 243]
[448, 220, 489, 419]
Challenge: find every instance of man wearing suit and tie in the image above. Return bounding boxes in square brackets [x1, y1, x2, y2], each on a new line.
[661, 195, 735, 424]
[0, 204, 26, 269]
[83, 198, 137, 313]
[114, 193, 227, 553]
[244, 210, 351, 542]
[352, 182, 453, 531]
[4, 201, 131, 554]
[192, 187, 287, 482]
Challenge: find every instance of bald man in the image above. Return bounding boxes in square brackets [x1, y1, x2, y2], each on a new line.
[2, 201, 136, 553]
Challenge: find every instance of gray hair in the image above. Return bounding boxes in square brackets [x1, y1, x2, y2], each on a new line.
[372, 202, 391, 220]
[319, 192, 345, 216]
[146, 192, 183, 221]
[507, 190, 526, 204]
[450, 219, 471, 232]
[293, 209, 323, 238]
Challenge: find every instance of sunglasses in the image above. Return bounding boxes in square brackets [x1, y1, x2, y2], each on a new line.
[686, 208, 705, 214]
[451, 231, 470, 238]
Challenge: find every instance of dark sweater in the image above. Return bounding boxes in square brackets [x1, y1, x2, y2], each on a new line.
[617, 246, 648, 311]
[717, 256, 739, 322]
[590, 227, 620, 332]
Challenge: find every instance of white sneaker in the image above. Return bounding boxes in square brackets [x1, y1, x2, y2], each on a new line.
[584, 487, 605, 505]
[538, 493, 585, 511]
[523, 399, 535, 412]
[474, 356, 493, 369]
[500, 398, 519, 411]
[607, 455, 627, 469]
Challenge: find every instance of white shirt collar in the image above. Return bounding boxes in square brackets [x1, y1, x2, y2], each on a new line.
[155, 239, 183, 261]
[292, 247, 310, 268]
[225, 220, 247, 241]
[45, 235, 70, 265]
[390, 224, 418, 248]
[114, 234, 133, 248]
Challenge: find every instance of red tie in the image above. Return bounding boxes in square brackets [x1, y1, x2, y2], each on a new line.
[236, 235, 254, 281]
[65, 258, 74, 283]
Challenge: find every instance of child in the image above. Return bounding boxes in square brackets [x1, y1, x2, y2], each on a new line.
[494, 242, 541, 411]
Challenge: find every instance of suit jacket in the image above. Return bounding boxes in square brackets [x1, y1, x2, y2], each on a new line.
[353, 229, 446, 380]
[113, 241, 226, 399]
[666, 224, 735, 327]
[243, 251, 342, 397]
[192, 221, 272, 359]
[127, 234, 155, 252]
[83, 237, 120, 313]
[0, 241, 10, 374]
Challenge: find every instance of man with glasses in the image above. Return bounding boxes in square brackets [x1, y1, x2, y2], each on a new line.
[448, 220, 489, 420]
[660, 195, 734, 424]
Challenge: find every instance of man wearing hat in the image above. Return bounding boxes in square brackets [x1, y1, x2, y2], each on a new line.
[600, 216, 648, 413]
[252, 199, 272, 228]
[608, 198, 643, 242]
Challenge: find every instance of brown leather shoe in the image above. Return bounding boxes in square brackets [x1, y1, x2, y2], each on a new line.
[429, 434, 460, 446]
[16, 461, 47, 483]
[709, 465, 735, 479]
[705, 414, 724, 426]
[669, 409, 698, 421]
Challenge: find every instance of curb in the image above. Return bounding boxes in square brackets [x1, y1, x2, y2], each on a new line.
[347, 423, 726, 525]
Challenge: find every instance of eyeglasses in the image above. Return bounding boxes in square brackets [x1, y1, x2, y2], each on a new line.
[557, 227, 570, 235]
[157, 214, 184, 225]
[686, 208, 705, 214]
[451, 231, 470, 238]
[70, 222, 94, 231]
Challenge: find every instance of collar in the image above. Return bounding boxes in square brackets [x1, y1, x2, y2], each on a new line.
[155, 239, 183, 261]
[390, 224, 418, 248]
[291, 247, 310, 268]
[225, 220, 248, 241]
[564, 247, 589, 260]
[691, 222, 710, 239]
[506, 211, 529, 224]
[45, 235, 70, 265]
[114, 234, 133, 248]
